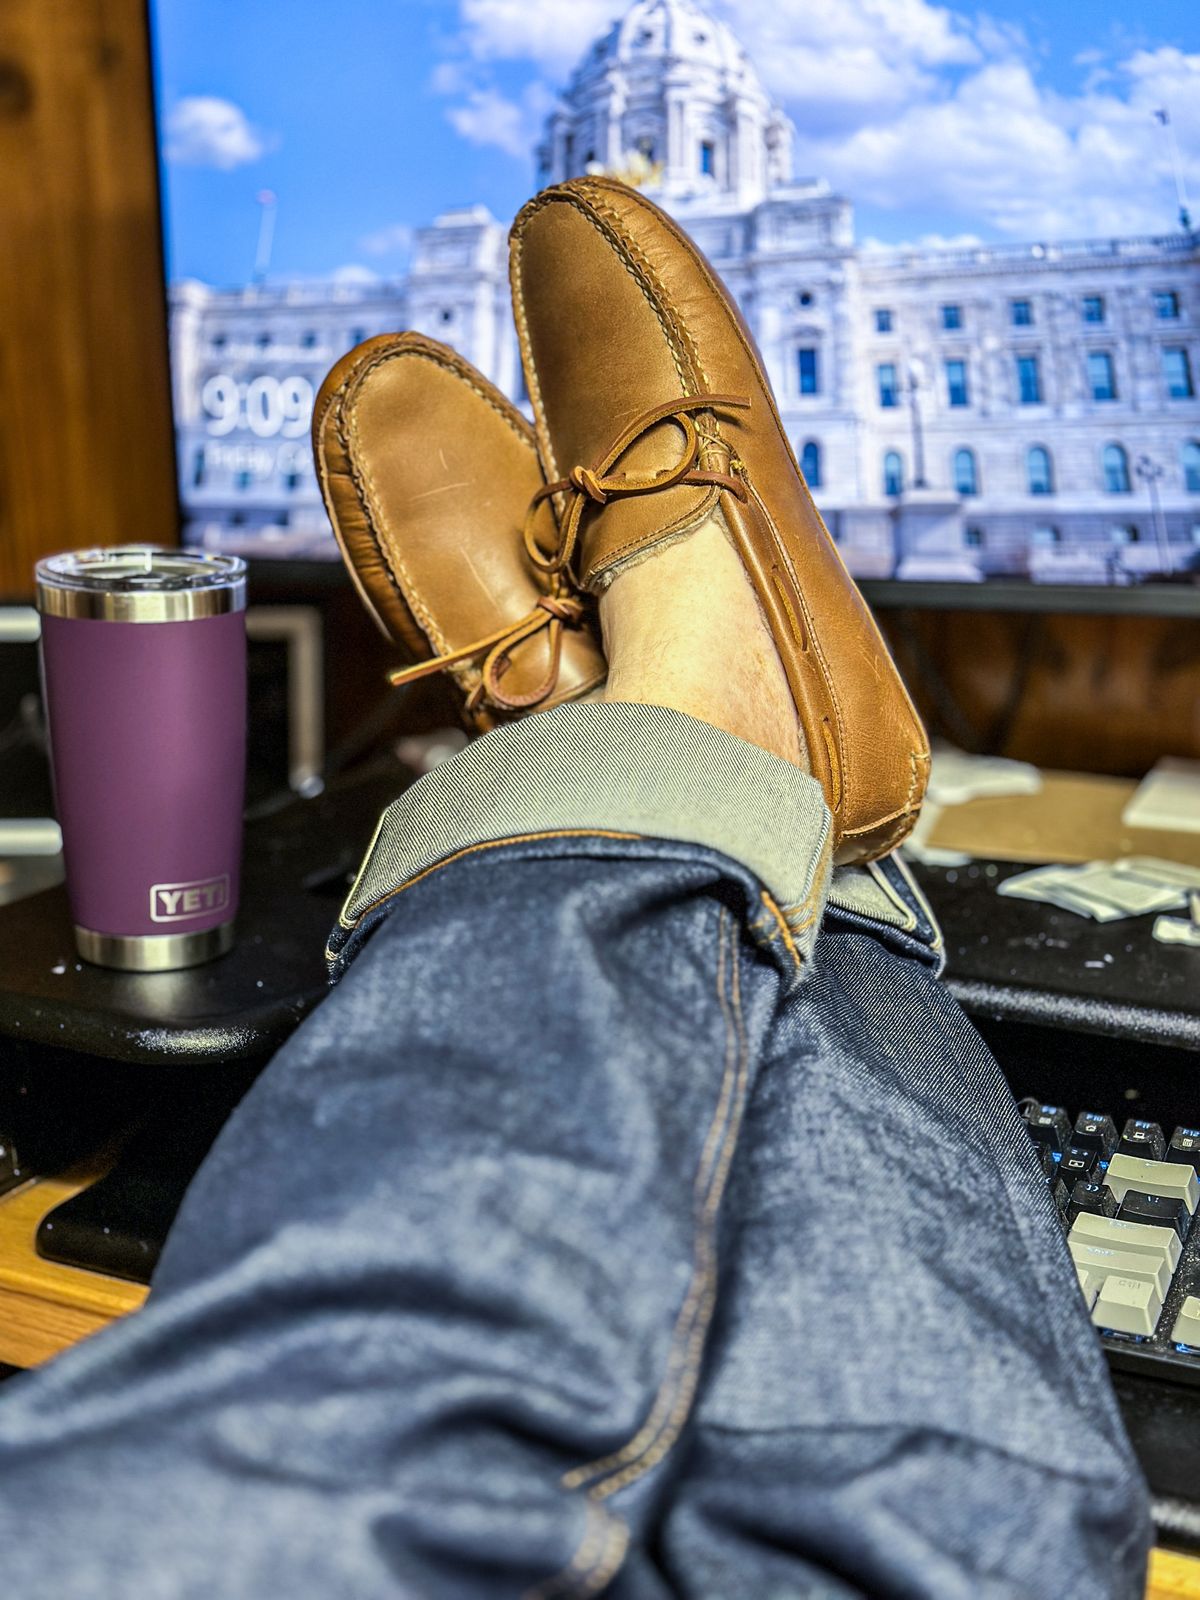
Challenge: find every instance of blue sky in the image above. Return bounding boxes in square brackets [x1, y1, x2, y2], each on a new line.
[153, 0, 1199, 288]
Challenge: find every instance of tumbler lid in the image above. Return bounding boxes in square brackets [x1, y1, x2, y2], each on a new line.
[35, 546, 247, 622]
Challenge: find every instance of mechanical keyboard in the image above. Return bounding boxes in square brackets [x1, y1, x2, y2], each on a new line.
[1023, 1098, 1200, 1386]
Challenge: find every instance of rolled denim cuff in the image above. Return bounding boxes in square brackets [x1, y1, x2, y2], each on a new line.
[328, 700, 833, 973]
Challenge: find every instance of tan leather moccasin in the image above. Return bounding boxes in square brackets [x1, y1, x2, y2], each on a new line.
[313, 332, 606, 732]
[509, 178, 930, 862]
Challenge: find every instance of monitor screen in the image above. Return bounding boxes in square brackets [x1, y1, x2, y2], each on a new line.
[150, 0, 1200, 603]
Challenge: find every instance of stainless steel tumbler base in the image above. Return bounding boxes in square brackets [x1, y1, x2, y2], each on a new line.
[75, 921, 235, 972]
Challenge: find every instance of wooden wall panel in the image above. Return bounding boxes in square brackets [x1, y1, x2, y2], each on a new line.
[0, 0, 177, 600]
[882, 609, 1200, 777]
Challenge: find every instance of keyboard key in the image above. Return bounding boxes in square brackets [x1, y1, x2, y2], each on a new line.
[1068, 1241, 1171, 1299]
[1167, 1129, 1200, 1175]
[1092, 1275, 1162, 1337]
[1075, 1265, 1099, 1310]
[1026, 1105, 1072, 1154]
[1073, 1113, 1118, 1159]
[1058, 1147, 1098, 1186]
[1068, 1212, 1182, 1273]
[1067, 1181, 1118, 1224]
[1105, 1153, 1199, 1214]
[1171, 1296, 1200, 1350]
[1118, 1119, 1166, 1161]
[1117, 1190, 1191, 1240]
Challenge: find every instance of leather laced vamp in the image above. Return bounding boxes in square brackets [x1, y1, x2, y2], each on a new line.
[387, 393, 750, 714]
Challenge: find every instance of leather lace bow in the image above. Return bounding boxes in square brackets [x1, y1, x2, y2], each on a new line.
[522, 392, 753, 575]
[388, 591, 588, 714]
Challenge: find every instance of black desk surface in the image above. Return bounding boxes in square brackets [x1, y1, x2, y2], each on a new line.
[912, 860, 1200, 1054]
[0, 765, 409, 1068]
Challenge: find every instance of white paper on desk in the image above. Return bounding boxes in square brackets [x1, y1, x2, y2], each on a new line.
[1153, 915, 1200, 949]
[1067, 864, 1186, 916]
[1116, 856, 1200, 891]
[997, 863, 1150, 922]
[927, 745, 1043, 808]
[1122, 758, 1200, 835]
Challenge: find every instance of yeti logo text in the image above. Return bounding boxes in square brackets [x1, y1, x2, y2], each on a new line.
[150, 875, 230, 923]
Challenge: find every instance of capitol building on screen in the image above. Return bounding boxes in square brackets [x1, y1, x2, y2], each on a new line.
[170, 0, 1200, 584]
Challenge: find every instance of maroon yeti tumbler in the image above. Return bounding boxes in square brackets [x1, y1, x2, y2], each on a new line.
[35, 547, 247, 972]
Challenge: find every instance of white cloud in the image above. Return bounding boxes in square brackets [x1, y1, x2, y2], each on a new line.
[456, 0, 620, 71]
[445, 82, 555, 160]
[360, 223, 415, 258]
[164, 96, 268, 170]
[447, 88, 528, 157]
[809, 48, 1200, 238]
[434, 0, 1200, 239]
[330, 264, 381, 285]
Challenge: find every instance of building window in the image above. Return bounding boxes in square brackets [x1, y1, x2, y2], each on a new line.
[440, 308, 454, 324]
[1109, 524, 1140, 545]
[235, 469, 252, 491]
[192, 448, 205, 488]
[1154, 290, 1180, 321]
[256, 332, 272, 349]
[1010, 299, 1033, 327]
[877, 362, 899, 408]
[883, 450, 904, 497]
[941, 303, 962, 330]
[1031, 525, 1061, 547]
[1183, 440, 1200, 493]
[1103, 443, 1131, 494]
[1082, 295, 1105, 324]
[284, 471, 302, 491]
[875, 308, 893, 333]
[350, 326, 367, 345]
[1027, 445, 1054, 496]
[946, 359, 969, 408]
[797, 347, 819, 395]
[636, 135, 656, 160]
[964, 525, 985, 548]
[301, 330, 317, 348]
[1088, 351, 1117, 401]
[211, 333, 227, 351]
[699, 139, 715, 176]
[800, 440, 821, 488]
[1016, 354, 1041, 404]
[1164, 347, 1195, 399]
[797, 290, 814, 307]
[953, 448, 978, 496]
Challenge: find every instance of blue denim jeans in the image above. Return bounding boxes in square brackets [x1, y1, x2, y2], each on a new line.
[0, 704, 1150, 1597]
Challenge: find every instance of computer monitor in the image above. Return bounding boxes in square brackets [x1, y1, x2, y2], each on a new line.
[149, 0, 1200, 612]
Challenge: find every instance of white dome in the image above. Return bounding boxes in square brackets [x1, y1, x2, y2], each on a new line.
[578, 0, 752, 87]
[540, 0, 795, 208]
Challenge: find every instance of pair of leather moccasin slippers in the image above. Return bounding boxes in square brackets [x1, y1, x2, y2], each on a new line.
[313, 176, 930, 864]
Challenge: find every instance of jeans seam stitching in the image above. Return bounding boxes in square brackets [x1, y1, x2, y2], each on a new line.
[526, 911, 751, 1596]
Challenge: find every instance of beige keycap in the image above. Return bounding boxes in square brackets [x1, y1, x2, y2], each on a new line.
[1171, 1296, 1200, 1348]
[1069, 1212, 1182, 1272]
[1104, 1153, 1199, 1214]
[1092, 1275, 1162, 1337]
[1074, 1265, 1099, 1310]
[1068, 1241, 1171, 1298]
